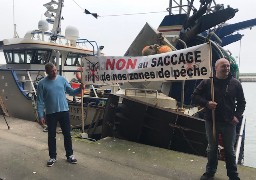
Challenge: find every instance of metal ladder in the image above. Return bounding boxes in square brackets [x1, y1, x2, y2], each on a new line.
[27, 71, 39, 123]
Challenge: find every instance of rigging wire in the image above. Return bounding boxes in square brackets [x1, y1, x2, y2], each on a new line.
[98, 11, 168, 17]
[71, 0, 168, 17]
[72, 0, 84, 11]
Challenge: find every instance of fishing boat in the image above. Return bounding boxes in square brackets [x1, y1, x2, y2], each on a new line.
[0, 0, 253, 164]
[0, 0, 106, 137]
[99, 0, 254, 164]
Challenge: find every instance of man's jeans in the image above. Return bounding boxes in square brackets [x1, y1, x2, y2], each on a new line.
[46, 111, 73, 159]
[205, 120, 238, 177]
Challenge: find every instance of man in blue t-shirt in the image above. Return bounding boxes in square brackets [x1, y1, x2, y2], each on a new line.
[37, 62, 82, 167]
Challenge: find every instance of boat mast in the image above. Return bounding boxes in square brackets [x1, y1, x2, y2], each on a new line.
[51, 0, 63, 41]
[167, 0, 194, 111]
[168, 0, 192, 15]
[44, 0, 63, 41]
[169, 0, 172, 15]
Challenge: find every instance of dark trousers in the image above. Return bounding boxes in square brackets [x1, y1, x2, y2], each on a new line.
[205, 120, 238, 178]
[46, 111, 73, 159]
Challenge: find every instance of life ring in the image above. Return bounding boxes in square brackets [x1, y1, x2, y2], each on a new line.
[76, 67, 83, 80]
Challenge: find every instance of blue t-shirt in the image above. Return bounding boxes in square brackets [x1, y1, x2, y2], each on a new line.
[37, 75, 81, 118]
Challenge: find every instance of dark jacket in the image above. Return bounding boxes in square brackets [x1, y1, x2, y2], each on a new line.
[191, 74, 246, 122]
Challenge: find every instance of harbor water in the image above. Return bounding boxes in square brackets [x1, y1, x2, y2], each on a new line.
[242, 82, 256, 168]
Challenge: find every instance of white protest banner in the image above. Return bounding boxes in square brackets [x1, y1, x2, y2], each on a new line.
[82, 43, 211, 84]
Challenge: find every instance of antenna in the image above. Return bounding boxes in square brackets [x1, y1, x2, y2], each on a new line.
[44, 0, 63, 41]
[13, 0, 19, 38]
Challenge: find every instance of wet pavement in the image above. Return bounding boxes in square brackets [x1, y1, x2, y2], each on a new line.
[0, 116, 255, 180]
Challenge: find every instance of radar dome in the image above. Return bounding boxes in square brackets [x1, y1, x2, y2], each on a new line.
[65, 26, 79, 41]
[38, 20, 49, 32]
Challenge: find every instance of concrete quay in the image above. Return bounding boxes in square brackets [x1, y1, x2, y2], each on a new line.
[0, 117, 255, 180]
[239, 73, 256, 82]
[239, 77, 256, 82]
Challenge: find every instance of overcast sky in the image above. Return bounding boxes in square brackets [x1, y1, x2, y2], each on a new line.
[0, 0, 255, 73]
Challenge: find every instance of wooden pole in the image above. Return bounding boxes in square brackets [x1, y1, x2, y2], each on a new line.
[80, 66, 85, 133]
[209, 42, 216, 141]
[211, 77, 216, 141]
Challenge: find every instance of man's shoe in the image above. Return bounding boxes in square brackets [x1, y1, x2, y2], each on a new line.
[200, 172, 214, 180]
[229, 176, 240, 180]
[67, 155, 77, 164]
[43, 126, 48, 132]
[47, 158, 56, 167]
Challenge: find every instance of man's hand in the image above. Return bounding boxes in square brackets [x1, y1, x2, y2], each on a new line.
[80, 83, 85, 89]
[207, 101, 217, 110]
[40, 117, 46, 126]
[231, 116, 239, 126]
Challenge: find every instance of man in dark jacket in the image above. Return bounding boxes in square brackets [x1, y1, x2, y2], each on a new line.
[192, 58, 246, 180]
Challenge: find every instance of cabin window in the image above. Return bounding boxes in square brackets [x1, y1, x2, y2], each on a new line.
[5, 52, 12, 63]
[13, 52, 25, 63]
[32, 50, 49, 64]
[4, 50, 51, 64]
[26, 50, 33, 64]
[65, 53, 82, 66]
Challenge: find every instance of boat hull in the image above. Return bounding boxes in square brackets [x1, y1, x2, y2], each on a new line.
[0, 69, 36, 121]
[102, 94, 208, 156]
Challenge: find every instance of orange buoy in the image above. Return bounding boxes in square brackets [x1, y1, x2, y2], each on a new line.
[157, 45, 172, 54]
[142, 44, 171, 56]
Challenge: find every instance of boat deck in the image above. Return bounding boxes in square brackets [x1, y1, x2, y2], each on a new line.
[0, 116, 255, 180]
